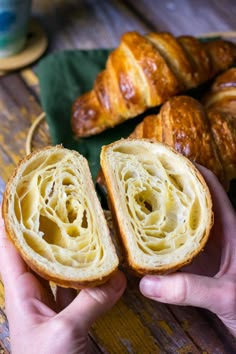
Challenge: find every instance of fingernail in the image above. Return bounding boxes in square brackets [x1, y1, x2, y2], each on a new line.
[140, 276, 162, 298]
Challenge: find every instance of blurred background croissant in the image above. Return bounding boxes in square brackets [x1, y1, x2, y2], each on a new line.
[130, 68, 236, 190]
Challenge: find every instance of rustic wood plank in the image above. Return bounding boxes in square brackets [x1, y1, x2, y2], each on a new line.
[125, 0, 236, 35]
[32, 0, 150, 50]
[0, 309, 10, 354]
[201, 310, 236, 353]
[167, 304, 236, 353]
[91, 298, 163, 353]
[32, 0, 236, 51]
[20, 68, 40, 96]
[0, 179, 5, 204]
[0, 73, 44, 182]
[18, 69, 51, 152]
[0, 180, 5, 353]
[120, 275, 201, 353]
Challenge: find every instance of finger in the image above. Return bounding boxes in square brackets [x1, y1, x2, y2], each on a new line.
[0, 212, 57, 316]
[139, 273, 232, 316]
[196, 164, 235, 222]
[58, 270, 126, 332]
[196, 165, 236, 275]
[56, 286, 77, 310]
[0, 212, 28, 288]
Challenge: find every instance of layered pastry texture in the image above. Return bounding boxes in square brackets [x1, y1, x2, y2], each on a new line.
[101, 139, 213, 274]
[2, 146, 118, 288]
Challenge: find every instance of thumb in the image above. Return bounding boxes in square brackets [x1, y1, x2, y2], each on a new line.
[140, 273, 229, 316]
[59, 270, 126, 331]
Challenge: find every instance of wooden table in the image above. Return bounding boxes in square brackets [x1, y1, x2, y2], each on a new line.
[1, 0, 236, 352]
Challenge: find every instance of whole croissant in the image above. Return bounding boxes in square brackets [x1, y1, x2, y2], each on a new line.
[71, 31, 236, 137]
[130, 68, 236, 188]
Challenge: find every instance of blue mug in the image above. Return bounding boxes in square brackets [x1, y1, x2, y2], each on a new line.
[0, 0, 32, 57]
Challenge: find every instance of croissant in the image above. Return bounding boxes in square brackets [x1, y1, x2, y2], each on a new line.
[2, 145, 119, 289]
[100, 139, 213, 275]
[203, 68, 236, 183]
[130, 68, 236, 188]
[71, 31, 236, 137]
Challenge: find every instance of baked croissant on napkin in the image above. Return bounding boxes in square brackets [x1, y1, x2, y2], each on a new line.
[203, 67, 236, 183]
[71, 31, 236, 137]
[131, 68, 236, 189]
[2, 146, 119, 289]
[130, 68, 236, 189]
[101, 139, 213, 275]
[130, 95, 233, 188]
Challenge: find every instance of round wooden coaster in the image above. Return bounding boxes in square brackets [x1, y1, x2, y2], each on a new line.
[0, 19, 48, 71]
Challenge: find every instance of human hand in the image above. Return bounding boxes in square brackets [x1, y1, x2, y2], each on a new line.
[139, 166, 236, 336]
[0, 212, 126, 354]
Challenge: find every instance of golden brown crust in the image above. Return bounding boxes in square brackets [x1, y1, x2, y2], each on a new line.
[178, 35, 211, 84]
[206, 109, 236, 183]
[105, 47, 146, 118]
[131, 96, 225, 184]
[120, 32, 179, 105]
[203, 40, 236, 77]
[131, 64, 236, 187]
[202, 68, 236, 182]
[71, 91, 109, 137]
[203, 67, 236, 110]
[71, 31, 236, 138]
[100, 138, 213, 276]
[146, 32, 196, 90]
[2, 145, 119, 289]
[207, 67, 236, 92]
[161, 96, 225, 182]
[129, 114, 162, 141]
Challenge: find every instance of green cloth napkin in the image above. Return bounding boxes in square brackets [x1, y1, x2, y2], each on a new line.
[36, 49, 146, 182]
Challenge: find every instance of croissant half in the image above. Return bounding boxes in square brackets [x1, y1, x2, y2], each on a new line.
[71, 31, 236, 137]
[101, 139, 213, 275]
[2, 146, 119, 289]
[131, 68, 236, 188]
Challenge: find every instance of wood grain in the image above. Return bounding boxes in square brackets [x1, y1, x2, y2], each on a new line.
[125, 0, 236, 36]
[0, 72, 47, 181]
[32, 0, 149, 51]
[1, 0, 236, 352]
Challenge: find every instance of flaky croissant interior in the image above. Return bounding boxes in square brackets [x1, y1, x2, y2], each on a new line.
[3, 146, 118, 288]
[101, 139, 213, 274]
